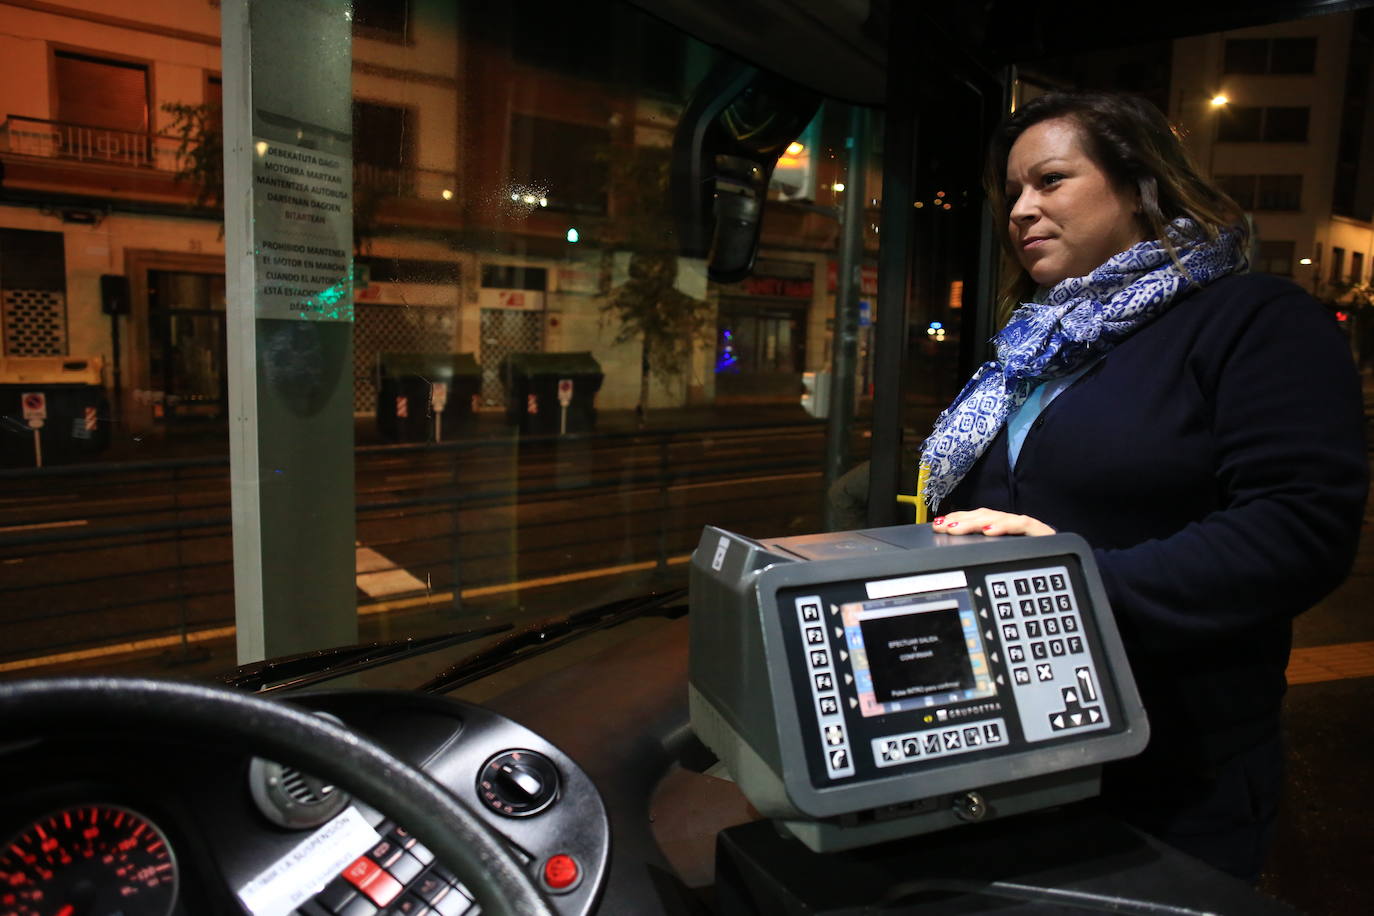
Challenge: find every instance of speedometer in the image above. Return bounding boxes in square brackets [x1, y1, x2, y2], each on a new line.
[0, 804, 177, 916]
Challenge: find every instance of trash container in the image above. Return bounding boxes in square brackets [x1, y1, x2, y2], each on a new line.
[501, 352, 603, 435]
[376, 352, 481, 443]
[0, 356, 110, 467]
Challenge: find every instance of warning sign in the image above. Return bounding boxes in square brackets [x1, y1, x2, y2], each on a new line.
[557, 379, 573, 407]
[21, 392, 46, 421]
[252, 137, 354, 322]
[431, 382, 448, 413]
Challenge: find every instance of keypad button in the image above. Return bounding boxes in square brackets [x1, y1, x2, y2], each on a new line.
[1036, 663, 1055, 681]
[992, 581, 1009, 598]
[1050, 639, 1066, 657]
[805, 626, 824, 645]
[810, 649, 829, 669]
[983, 722, 1003, 744]
[414, 872, 450, 905]
[1008, 645, 1025, 663]
[430, 890, 473, 916]
[1025, 621, 1042, 638]
[1002, 624, 1019, 641]
[1043, 617, 1060, 635]
[316, 876, 359, 912]
[389, 851, 426, 885]
[818, 695, 839, 716]
[1014, 578, 1031, 595]
[1019, 599, 1036, 616]
[1037, 597, 1054, 613]
[1032, 576, 1048, 593]
[996, 602, 1014, 619]
[1013, 667, 1031, 684]
[1051, 574, 1066, 590]
[1062, 615, 1079, 632]
[1056, 594, 1073, 611]
[335, 895, 380, 916]
[962, 727, 982, 746]
[1031, 642, 1048, 659]
[801, 602, 821, 621]
[390, 895, 430, 915]
[368, 839, 404, 870]
[1068, 636, 1084, 654]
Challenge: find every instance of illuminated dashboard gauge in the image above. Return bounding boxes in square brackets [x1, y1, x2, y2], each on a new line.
[0, 804, 177, 916]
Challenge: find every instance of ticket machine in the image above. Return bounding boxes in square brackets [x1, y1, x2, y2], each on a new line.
[688, 523, 1149, 852]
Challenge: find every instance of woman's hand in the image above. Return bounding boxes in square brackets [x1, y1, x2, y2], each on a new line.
[932, 509, 1056, 537]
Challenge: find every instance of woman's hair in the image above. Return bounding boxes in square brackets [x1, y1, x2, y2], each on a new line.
[985, 90, 1248, 312]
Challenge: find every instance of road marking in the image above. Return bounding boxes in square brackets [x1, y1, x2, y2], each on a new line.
[0, 625, 235, 673]
[355, 545, 428, 598]
[0, 519, 88, 534]
[0, 554, 695, 673]
[669, 471, 820, 493]
[1286, 641, 1374, 685]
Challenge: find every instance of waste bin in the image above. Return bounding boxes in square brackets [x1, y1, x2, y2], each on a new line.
[376, 352, 481, 443]
[501, 352, 603, 435]
[0, 356, 110, 467]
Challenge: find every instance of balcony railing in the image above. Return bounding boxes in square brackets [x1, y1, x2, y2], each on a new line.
[0, 115, 184, 172]
[0, 115, 460, 204]
[354, 161, 458, 202]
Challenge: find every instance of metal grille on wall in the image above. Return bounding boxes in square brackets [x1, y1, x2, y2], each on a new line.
[1, 290, 68, 356]
[354, 303, 457, 412]
[480, 309, 544, 407]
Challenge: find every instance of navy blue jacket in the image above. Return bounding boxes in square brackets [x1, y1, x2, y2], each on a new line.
[944, 272, 1368, 766]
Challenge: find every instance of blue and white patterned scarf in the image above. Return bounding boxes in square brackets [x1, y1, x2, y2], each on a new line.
[919, 219, 1245, 509]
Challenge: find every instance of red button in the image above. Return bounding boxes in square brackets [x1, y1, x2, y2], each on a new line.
[543, 854, 579, 889]
[342, 855, 404, 906]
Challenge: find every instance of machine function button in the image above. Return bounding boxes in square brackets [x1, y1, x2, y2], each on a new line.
[543, 853, 582, 891]
[390, 895, 430, 915]
[430, 888, 474, 916]
[389, 851, 426, 885]
[315, 875, 360, 912]
[335, 894, 381, 916]
[368, 838, 404, 869]
[477, 750, 560, 817]
[343, 855, 403, 906]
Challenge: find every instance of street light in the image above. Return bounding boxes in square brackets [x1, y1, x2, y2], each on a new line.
[1208, 93, 1228, 179]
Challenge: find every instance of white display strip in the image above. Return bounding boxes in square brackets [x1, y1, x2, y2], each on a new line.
[794, 594, 854, 778]
[871, 717, 1009, 768]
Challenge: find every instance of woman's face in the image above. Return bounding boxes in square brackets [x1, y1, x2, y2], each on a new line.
[1004, 117, 1147, 287]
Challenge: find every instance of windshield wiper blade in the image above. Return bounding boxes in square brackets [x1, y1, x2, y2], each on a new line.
[220, 624, 513, 693]
[418, 588, 688, 694]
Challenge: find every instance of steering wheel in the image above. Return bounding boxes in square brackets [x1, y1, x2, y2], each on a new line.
[0, 677, 555, 916]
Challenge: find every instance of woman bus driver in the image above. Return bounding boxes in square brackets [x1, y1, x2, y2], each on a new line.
[921, 91, 1368, 880]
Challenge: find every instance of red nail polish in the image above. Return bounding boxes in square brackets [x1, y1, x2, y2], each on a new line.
[947, 521, 959, 528]
[933, 516, 945, 525]
[983, 524, 994, 531]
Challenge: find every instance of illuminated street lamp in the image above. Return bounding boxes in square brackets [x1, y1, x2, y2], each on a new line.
[1208, 93, 1229, 178]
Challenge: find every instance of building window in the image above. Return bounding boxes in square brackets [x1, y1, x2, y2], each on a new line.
[509, 115, 611, 215]
[1255, 240, 1295, 277]
[1216, 106, 1309, 142]
[54, 50, 149, 133]
[481, 264, 547, 290]
[1331, 247, 1346, 284]
[353, 101, 415, 195]
[1216, 174, 1302, 211]
[352, 0, 408, 41]
[1223, 37, 1317, 74]
[1352, 251, 1365, 285]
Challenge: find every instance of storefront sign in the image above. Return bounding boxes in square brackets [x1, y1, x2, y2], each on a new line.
[826, 261, 879, 297]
